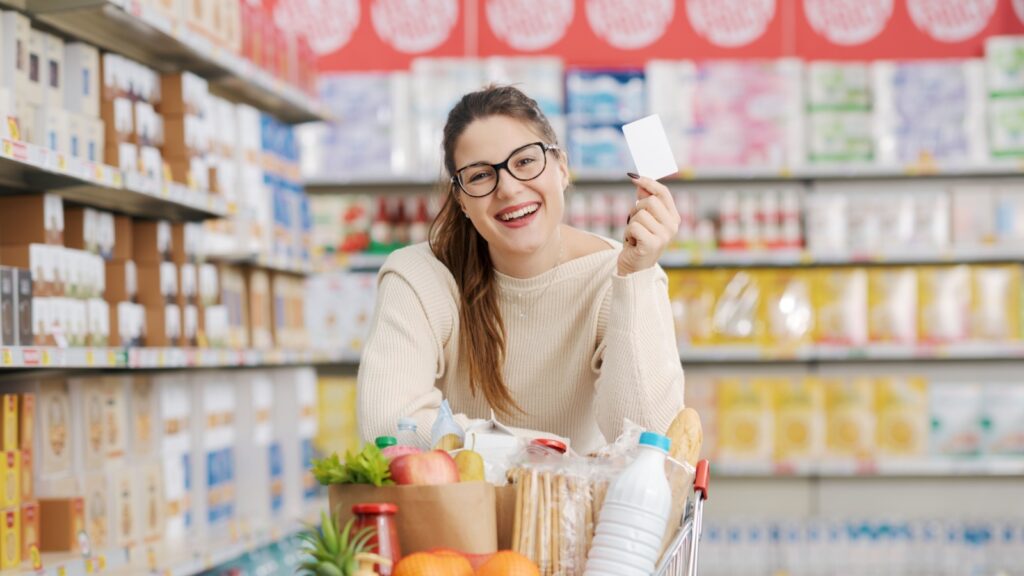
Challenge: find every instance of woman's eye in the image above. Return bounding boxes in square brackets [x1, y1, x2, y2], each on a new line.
[516, 157, 535, 167]
[469, 172, 491, 183]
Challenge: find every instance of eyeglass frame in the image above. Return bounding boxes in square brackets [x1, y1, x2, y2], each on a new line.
[450, 141, 561, 198]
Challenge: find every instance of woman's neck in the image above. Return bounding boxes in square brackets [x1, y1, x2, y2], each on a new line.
[490, 225, 565, 279]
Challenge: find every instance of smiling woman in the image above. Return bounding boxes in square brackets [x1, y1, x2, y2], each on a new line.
[356, 85, 685, 454]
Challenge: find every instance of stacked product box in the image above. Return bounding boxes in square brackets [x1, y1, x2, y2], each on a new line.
[133, 219, 179, 347]
[100, 53, 163, 179]
[985, 36, 1024, 160]
[172, 222, 203, 347]
[156, 373, 192, 546]
[873, 59, 988, 166]
[219, 264, 249, 349]
[566, 68, 646, 172]
[411, 58, 485, 176]
[270, 272, 307, 349]
[235, 371, 281, 531]
[0, 10, 31, 142]
[190, 373, 237, 542]
[260, 114, 310, 268]
[805, 62, 873, 164]
[304, 271, 377, 358]
[273, 368, 319, 518]
[314, 376, 359, 461]
[158, 71, 212, 190]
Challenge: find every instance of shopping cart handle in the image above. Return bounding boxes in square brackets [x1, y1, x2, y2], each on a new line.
[694, 459, 710, 501]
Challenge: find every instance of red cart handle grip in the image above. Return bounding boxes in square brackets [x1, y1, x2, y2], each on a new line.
[694, 460, 710, 501]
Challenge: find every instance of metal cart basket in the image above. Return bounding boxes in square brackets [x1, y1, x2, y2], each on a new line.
[655, 459, 710, 576]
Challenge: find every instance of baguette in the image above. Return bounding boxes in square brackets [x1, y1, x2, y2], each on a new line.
[666, 407, 703, 466]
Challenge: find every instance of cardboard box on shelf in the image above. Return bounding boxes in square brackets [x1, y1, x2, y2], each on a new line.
[20, 501, 37, 564]
[198, 263, 219, 307]
[168, 156, 210, 190]
[109, 301, 144, 348]
[0, 451, 19, 509]
[105, 260, 137, 303]
[15, 100, 39, 145]
[0, 195, 64, 246]
[63, 42, 99, 118]
[0, 12, 30, 101]
[143, 303, 181, 347]
[0, 507, 18, 569]
[158, 72, 208, 117]
[180, 263, 197, 306]
[182, 304, 197, 347]
[0, 268, 13, 346]
[1, 246, 50, 298]
[41, 32, 62, 110]
[104, 142, 138, 172]
[133, 220, 172, 264]
[246, 268, 272, 349]
[136, 261, 178, 306]
[171, 223, 202, 265]
[64, 207, 99, 255]
[38, 497, 84, 553]
[220, 265, 249, 348]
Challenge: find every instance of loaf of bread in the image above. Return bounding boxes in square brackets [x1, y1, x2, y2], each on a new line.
[665, 407, 703, 466]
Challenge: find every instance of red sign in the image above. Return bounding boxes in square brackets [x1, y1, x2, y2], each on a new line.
[261, 0, 1024, 72]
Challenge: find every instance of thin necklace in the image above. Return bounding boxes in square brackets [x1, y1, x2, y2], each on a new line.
[513, 239, 565, 320]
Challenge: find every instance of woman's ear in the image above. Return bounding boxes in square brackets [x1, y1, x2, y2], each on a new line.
[557, 154, 570, 190]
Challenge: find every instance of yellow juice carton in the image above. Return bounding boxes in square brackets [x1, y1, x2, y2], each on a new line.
[716, 377, 772, 461]
[875, 376, 929, 458]
[0, 508, 19, 569]
[773, 377, 823, 462]
[0, 452, 19, 509]
[823, 377, 875, 460]
[814, 268, 868, 346]
[762, 270, 814, 348]
[0, 395, 16, 452]
[971, 265, 1021, 340]
[918, 266, 970, 344]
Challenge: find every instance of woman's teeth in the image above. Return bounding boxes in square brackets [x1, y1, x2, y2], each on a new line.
[499, 204, 539, 221]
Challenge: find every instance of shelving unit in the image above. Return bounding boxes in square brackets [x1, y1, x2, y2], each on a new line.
[0, 346, 354, 370]
[0, 137, 226, 220]
[26, 0, 329, 123]
[714, 459, 1024, 479]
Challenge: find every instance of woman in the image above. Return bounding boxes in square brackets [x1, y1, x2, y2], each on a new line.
[357, 85, 684, 454]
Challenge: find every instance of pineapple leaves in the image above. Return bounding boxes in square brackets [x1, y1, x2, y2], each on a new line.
[296, 510, 379, 576]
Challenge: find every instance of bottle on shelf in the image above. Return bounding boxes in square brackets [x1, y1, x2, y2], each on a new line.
[584, 431, 673, 576]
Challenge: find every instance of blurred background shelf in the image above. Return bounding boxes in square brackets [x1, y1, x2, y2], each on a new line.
[678, 343, 1024, 364]
[27, 0, 328, 123]
[0, 137, 226, 221]
[714, 459, 1024, 479]
[0, 346, 351, 370]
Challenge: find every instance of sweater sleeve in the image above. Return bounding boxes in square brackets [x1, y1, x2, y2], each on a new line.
[356, 251, 480, 446]
[591, 264, 685, 442]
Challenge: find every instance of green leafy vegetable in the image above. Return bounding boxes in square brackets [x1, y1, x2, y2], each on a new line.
[311, 444, 394, 487]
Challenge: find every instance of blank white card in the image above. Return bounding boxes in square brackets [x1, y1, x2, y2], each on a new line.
[621, 114, 679, 180]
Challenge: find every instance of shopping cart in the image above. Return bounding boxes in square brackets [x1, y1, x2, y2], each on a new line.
[655, 459, 710, 576]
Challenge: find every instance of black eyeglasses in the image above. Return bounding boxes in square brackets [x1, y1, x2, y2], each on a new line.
[451, 142, 559, 198]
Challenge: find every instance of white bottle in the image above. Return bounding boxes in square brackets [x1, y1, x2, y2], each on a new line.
[396, 417, 424, 450]
[584, 431, 673, 576]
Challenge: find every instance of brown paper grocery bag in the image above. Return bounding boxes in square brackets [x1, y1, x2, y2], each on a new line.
[494, 484, 516, 550]
[328, 482, 498, 555]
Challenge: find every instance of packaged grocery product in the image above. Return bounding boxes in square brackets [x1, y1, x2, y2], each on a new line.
[981, 382, 1024, 456]
[929, 381, 982, 457]
[971, 265, 1021, 340]
[822, 377, 875, 460]
[716, 378, 772, 462]
[711, 271, 762, 344]
[806, 61, 871, 109]
[918, 266, 970, 344]
[985, 36, 1024, 96]
[431, 400, 465, 451]
[668, 271, 716, 347]
[874, 377, 929, 458]
[773, 378, 823, 462]
[868, 268, 918, 343]
[762, 270, 814, 347]
[814, 268, 868, 346]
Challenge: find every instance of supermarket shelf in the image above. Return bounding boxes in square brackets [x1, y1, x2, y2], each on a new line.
[679, 343, 1024, 363]
[305, 161, 1024, 190]
[0, 548, 132, 576]
[714, 459, 1024, 479]
[207, 250, 316, 275]
[27, 0, 329, 124]
[0, 137, 226, 220]
[0, 346, 351, 370]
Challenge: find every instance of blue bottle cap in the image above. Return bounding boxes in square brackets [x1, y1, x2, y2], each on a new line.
[639, 431, 671, 453]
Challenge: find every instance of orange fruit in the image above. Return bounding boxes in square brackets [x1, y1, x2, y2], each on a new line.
[394, 551, 474, 576]
[475, 551, 540, 576]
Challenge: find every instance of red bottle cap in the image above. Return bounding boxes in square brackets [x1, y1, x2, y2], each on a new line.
[530, 439, 567, 454]
[352, 503, 399, 515]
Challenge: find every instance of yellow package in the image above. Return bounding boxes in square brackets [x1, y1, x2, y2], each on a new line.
[762, 270, 814, 347]
[814, 268, 868, 345]
[971, 265, 1020, 340]
[716, 378, 772, 461]
[875, 376, 929, 458]
[0, 453, 18, 510]
[711, 270, 762, 345]
[315, 376, 359, 457]
[823, 377, 875, 459]
[918, 266, 970, 343]
[868, 267, 918, 343]
[668, 270, 718, 347]
[773, 377, 823, 462]
[0, 508, 19, 569]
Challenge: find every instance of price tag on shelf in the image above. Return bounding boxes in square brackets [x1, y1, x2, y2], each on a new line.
[108, 350, 118, 367]
[98, 555, 107, 570]
[29, 544, 42, 570]
[1, 138, 12, 157]
[57, 566, 67, 576]
[85, 558, 94, 573]
[157, 350, 166, 367]
[1, 349, 11, 366]
[41, 349, 52, 366]
[85, 350, 95, 367]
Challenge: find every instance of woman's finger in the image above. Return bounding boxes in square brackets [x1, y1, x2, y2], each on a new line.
[625, 217, 659, 251]
[626, 208, 668, 245]
[629, 196, 675, 228]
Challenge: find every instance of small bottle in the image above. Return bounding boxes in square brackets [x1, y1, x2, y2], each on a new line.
[396, 418, 424, 450]
[375, 436, 397, 451]
[352, 503, 401, 576]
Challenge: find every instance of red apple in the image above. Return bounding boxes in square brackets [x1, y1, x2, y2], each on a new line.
[388, 450, 460, 485]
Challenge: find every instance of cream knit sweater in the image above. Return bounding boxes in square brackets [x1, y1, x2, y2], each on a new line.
[356, 238, 685, 455]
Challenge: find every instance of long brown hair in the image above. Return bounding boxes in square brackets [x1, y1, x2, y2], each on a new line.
[429, 85, 562, 418]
